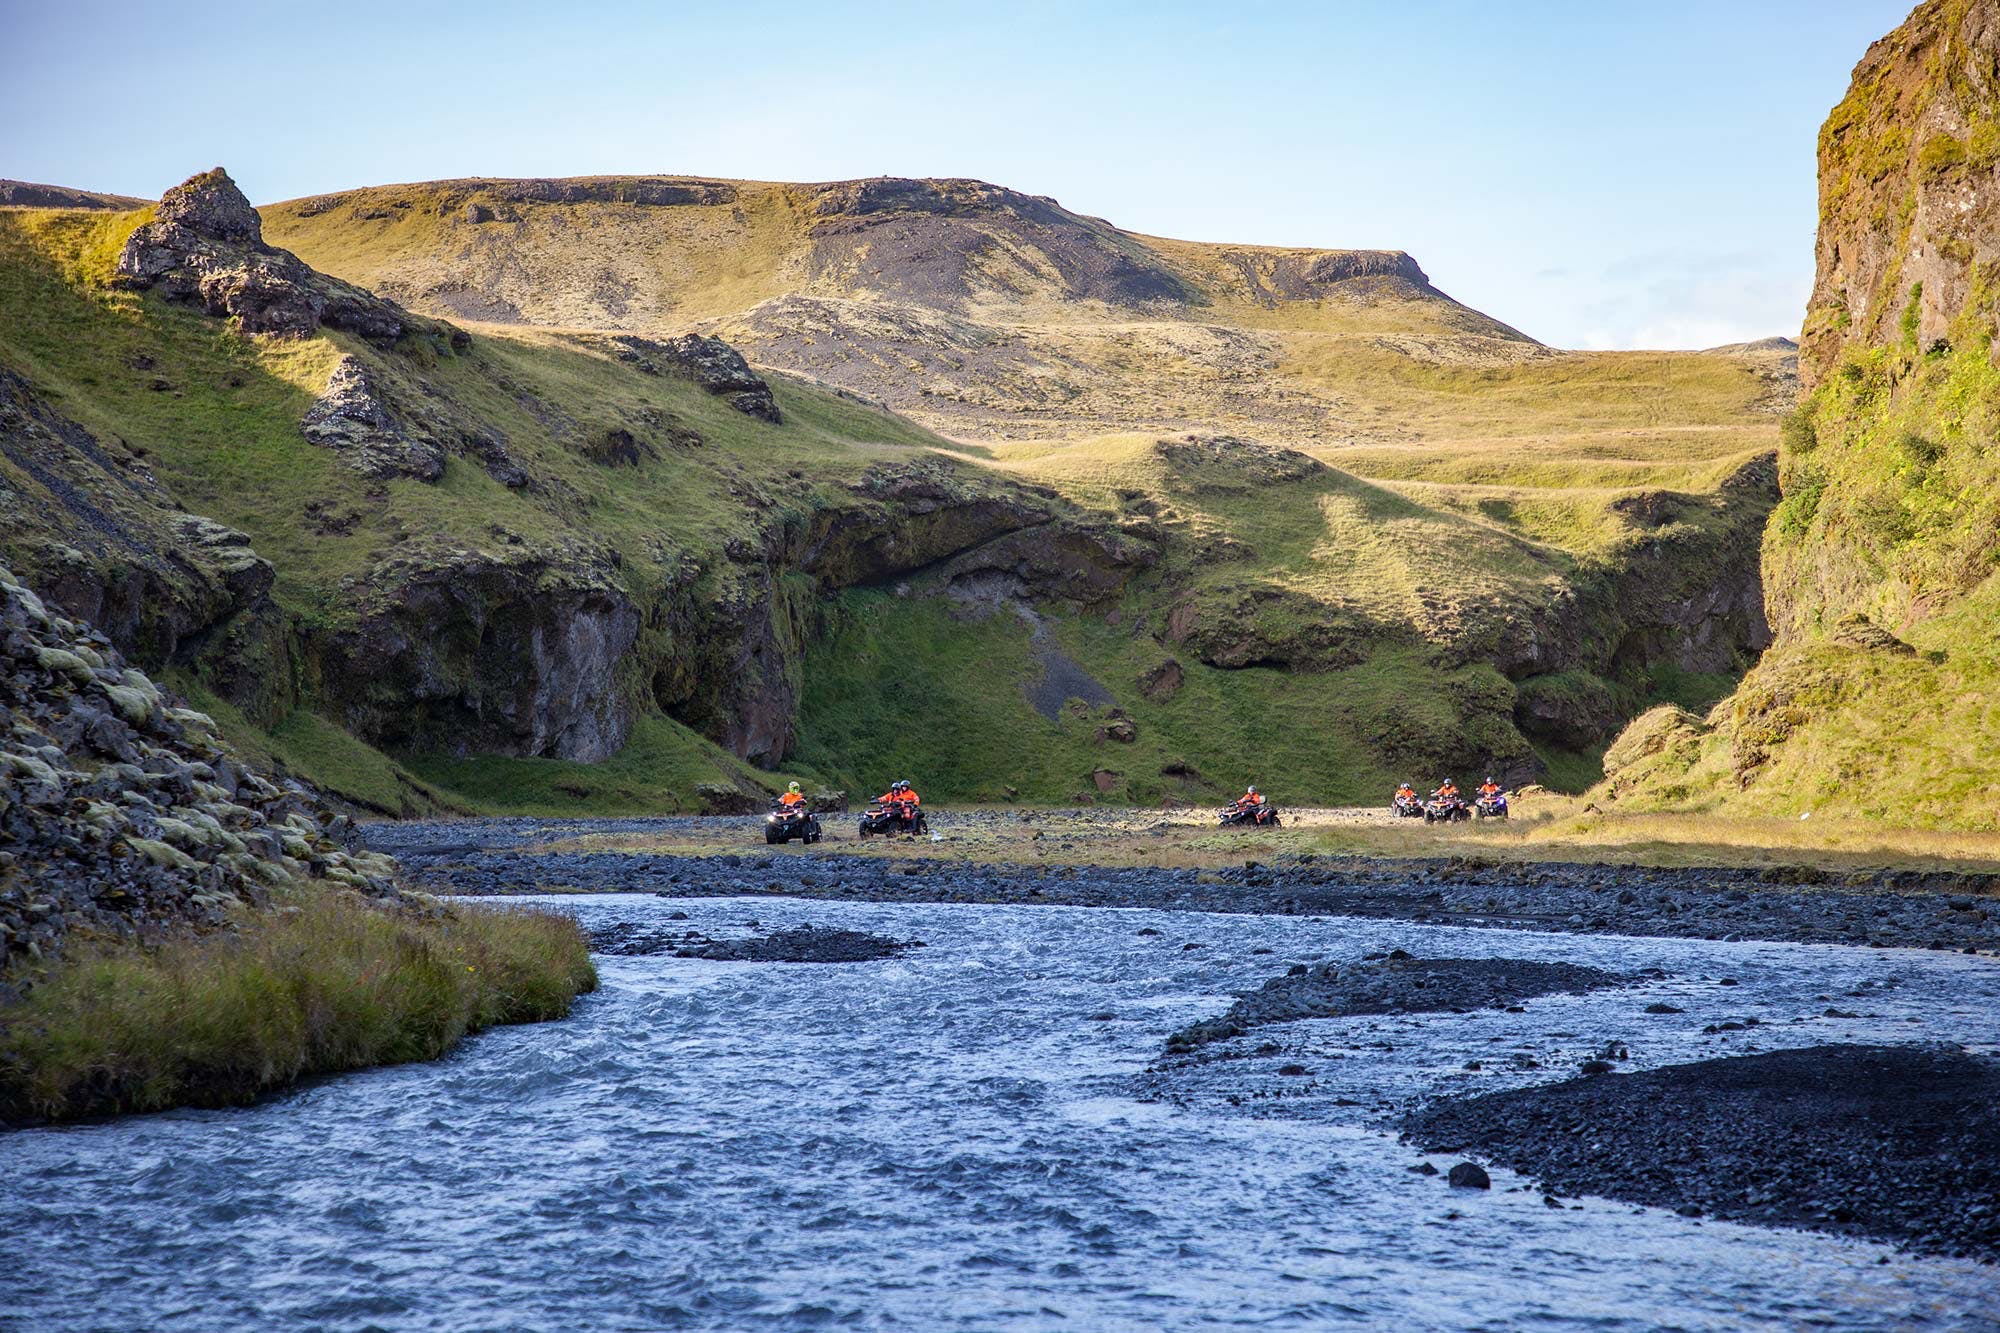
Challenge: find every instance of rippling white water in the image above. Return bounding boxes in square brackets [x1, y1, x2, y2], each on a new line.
[3, 896, 1997, 1332]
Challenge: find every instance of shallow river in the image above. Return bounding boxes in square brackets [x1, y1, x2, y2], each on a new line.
[4, 895, 1997, 1332]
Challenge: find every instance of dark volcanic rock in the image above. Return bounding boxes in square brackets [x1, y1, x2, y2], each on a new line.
[0, 565, 405, 987]
[1446, 1161, 1491, 1190]
[364, 812, 2000, 955]
[320, 546, 638, 762]
[299, 355, 447, 481]
[1168, 955, 1635, 1050]
[607, 333, 781, 422]
[1404, 1043, 2000, 1262]
[115, 169, 429, 346]
[677, 925, 918, 962]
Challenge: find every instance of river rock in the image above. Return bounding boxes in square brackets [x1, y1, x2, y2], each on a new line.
[1447, 1162, 1492, 1189]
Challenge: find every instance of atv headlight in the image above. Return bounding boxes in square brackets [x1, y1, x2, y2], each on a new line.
[767, 814, 778, 822]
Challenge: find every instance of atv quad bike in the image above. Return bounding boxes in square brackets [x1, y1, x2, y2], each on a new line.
[1392, 794, 1426, 819]
[1424, 796, 1471, 824]
[765, 805, 822, 845]
[1218, 803, 1281, 829]
[858, 804, 928, 839]
[1474, 792, 1509, 820]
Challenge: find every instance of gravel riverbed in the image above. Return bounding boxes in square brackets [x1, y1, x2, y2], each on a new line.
[363, 813, 2000, 953]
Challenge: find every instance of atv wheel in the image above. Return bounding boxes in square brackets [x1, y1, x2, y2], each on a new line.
[765, 828, 782, 845]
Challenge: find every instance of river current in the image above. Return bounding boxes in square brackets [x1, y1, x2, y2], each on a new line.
[3, 894, 1996, 1332]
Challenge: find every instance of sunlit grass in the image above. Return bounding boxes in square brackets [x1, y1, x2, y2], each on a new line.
[0, 893, 596, 1122]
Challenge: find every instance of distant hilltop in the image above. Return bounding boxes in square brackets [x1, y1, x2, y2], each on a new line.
[0, 179, 149, 211]
[254, 171, 1536, 445]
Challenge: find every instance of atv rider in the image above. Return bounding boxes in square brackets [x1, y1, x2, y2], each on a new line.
[895, 779, 923, 835]
[1395, 781, 1419, 804]
[1478, 777, 1504, 801]
[778, 781, 808, 809]
[1231, 785, 1272, 825]
[1432, 779, 1460, 803]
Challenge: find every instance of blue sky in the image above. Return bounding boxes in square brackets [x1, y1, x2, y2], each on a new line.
[2, 0, 1912, 348]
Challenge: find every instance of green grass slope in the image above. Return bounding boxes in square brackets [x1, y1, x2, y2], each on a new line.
[0, 203, 941, 812]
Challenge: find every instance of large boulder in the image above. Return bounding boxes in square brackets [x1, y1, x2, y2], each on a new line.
[299, 356, 447, 482]
[114, 169, 457, 348]
[607, 333, 782, 422]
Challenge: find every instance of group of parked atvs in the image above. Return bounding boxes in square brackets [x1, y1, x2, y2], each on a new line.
[763, 778, 1506, 846]
[1392, 784, 1509, 824]
[763, 787, 929, 845]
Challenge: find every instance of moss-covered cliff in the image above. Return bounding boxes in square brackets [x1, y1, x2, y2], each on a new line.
[1606, 0, 2000, 829]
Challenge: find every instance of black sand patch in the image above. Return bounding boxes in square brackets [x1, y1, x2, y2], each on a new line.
[1402, 1043, 2000, 1262]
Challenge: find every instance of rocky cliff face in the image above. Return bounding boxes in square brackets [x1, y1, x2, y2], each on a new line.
[1802, 0, 2000, 383]
[1777, 0, 2000, 639]
[1, 171, 1173, 792]
[1603, 0, 2000, 828]
[0, 367, 281, 673]
[0, 565, 403, 992]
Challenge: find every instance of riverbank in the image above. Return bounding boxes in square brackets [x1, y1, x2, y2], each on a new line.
[366, 800, 2000, 879]
[0, 892, 595, 1124]
[1403, 1043, 2000, 1262]
[363, 813, 2000, 954]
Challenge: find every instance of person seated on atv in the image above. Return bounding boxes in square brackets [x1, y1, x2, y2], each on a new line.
[1432, 779, 1460, 802]
[1395, 781, 1418, 803]
[872, 781, 901, 809]
[896, 780, 923, 833]
[1478, 777, 1503, 800]
[1231, 786, 1270, 820]
[778, 781, 807, 810]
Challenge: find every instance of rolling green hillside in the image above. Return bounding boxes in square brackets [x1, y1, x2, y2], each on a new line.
[0, 170, 1786, 813]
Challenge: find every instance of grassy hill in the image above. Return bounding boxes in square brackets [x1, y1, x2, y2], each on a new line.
[262, 174, 1787, 460]
[0, 170, 1789, 814]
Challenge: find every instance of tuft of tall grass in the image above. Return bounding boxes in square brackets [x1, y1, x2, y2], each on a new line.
[0, 894, 596, 1123]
